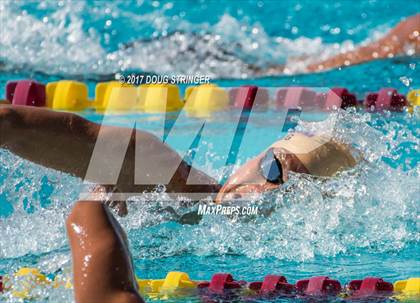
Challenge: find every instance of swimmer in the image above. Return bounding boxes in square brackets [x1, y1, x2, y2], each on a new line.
[0, 105, 356, 205]
[118, 14, 419, 77]
[4, 15, 416, 79]
[306, 14, 420, 72]
[123, 14, 419, 76]
[255, 14, 419, 75]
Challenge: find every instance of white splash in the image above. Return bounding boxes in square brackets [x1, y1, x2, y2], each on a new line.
[0, 1, 392, 78]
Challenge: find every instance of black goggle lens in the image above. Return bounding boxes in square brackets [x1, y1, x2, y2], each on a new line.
[260, 148, 283, 184]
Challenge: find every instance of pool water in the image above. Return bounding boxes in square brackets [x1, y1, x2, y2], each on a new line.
[0, 1, 420, 302]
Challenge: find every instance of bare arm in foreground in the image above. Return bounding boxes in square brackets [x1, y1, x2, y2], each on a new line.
[66, 200, 144, 303]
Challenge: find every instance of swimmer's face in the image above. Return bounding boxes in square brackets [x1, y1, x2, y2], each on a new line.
[215, 147, 307, 203]
[216, 133, 356, 203]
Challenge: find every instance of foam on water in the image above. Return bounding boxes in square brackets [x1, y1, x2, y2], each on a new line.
[0, 1, 111, 77]
[0, 0, 399, 78]
[0, 108, 419, 301]
[2, 110, 417, 258]
[119, 111, 419, 262]
[0, 152, 80, 258]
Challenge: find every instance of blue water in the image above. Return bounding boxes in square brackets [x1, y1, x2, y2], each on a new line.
[1, 1, 420, 302]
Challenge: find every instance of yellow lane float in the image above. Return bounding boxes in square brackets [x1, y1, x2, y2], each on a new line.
[407, 89, 420, 113]
[137, 84, 183, 113]
[184, 84, 229, 117]
[95, 81, 137, 112]
[137, 271, 196, 299]
[394, 278, 420, 300]
[46, 80, 89, 111]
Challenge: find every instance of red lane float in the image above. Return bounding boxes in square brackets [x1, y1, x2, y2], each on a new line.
[364, 88, 407, 111]
[296, 276, 342, 296]
[197, 273, 244, 294]
[248, 274, 295, 294]
[275, 87, 318, 110]
[6, 80, 46, 107]
[316, 87, 358, 109]
[230, 85, 269, 111]
[230, 85, 256, 110]
[348, 277, 393, 298]
[330, 87, 358, 108]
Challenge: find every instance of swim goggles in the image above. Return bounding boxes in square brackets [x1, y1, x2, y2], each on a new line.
[259, 147, 284, 184]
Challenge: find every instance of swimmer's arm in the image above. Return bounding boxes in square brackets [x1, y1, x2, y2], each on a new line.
[0, 105, 99, 178]
[308, 14, 420, 72]
[66, 201, 145, 303]
[0, 105, 220, 196]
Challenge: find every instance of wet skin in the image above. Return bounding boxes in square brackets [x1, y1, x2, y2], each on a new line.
[66, 200, 144, 303]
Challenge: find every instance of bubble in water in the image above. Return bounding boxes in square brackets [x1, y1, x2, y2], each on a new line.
[399, 76, 411, 87]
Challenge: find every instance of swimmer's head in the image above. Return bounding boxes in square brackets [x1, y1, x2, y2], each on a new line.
[215, 146, 308, 203]
[215, 133, 356, 203]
